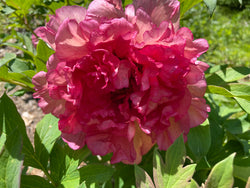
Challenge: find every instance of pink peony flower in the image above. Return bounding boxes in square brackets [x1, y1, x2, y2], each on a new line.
[32, 0, 210, 164]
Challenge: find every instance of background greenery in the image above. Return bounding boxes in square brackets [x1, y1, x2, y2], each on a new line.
[182, 1, 250, 67]
[0, 0, 249, 187]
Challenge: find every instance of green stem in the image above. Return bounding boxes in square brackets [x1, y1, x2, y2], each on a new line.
[18, 13, 39, 39]
[65, 0, 70, 6]
[0, 78, 35, 92]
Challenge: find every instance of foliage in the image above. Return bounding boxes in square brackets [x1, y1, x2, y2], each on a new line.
[135, 136, 197, 188]
[181, 2, 250, 67]
[0, 0, 250, 187]
[135, 136, 237, 188]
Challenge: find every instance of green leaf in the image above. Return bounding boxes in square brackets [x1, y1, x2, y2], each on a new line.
[112, 163, 136, 187]
[0, 135, 23, 188]
[34, 114, 60, 170]
[187, 125, 211, 161]
[164, 136, 196, 188]
[135, 136, 197, 188]
[153, 150, 165, 188]
[0, 93, 34, 155]
[207, 84, 250, 113]
[61, 158, 80, 188]
[50, 139, 66, 185]
[230, 83, 250, 98]
[186, 179, 199, 188]
[122, 0, 133, 7]
[0, 94, 51, 174]
[9, 58, 31, 73]
[50, 139, 81, 187]
[77, 182, 87, 188]
[0, 65, 34, 89]
[206, 66, 250, 85]
[0, 93, 33, 188]
[195, 156, 211, 171]
[50, 138, 91, 187]
[234, 97, 250, 114]
[1, 42, 34, 58]
[224, 67, 250, 81]
[206, 100, 225, 160]
[21, 175, 55, 188]
[1, 6, 15, 14]
[165, 135, 186, 172]
[233, 165, 250, 182]
[207, 85, 234, 97]
[170, 164, 197, 188]
[0, 133, 6, 151]
[22, 34, 34, 53]
[6, 0, 36, 15]
[35, 40, 54, 72]
[179, 0, 203, 18]
[71, 0, 85, 4]
[205, 153, 235, 188]
[79, 164, 115, 185]
[203, 0, 217, 15]
[35, 114, 60, 153]
[152, 136, 196, 188]
[0, 53, 16, 68]
[134, 165, 155, 188]
[223, 115, 250, 136]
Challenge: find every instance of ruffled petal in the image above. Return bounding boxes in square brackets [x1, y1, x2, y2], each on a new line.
[61, 131, 86, 150]
[32, 0, 209, 164]
[33, 6, 86, 48]
[133, 0, 180, 29]
[55, 19, 90, 61]
[87, 0, 124, 20]
[178, 27, 209, 62]
[32, 71, 66, 116]
[49, 5, 86, 30]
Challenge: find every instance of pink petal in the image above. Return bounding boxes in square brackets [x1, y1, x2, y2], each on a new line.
[156, 118, 183, 150]
[188, 79, 207, 97]
[178, 27, 209, 62]
[61, 132, 86, 150]
[123, 122, 154, 164]
[33, 27, 56, 49]
[47, 6, 87, 31]
[97, 17, 135, 43]
[143, 21, 172, 45]
[46, 54, 60, 71]
[125, 4, 136, 23]
[87, 0, 124, 20]
[32, 71, 66, 117]
[55, 19, 90, 61]
[133, 0, 180, 29]
[179, 98, 210, 129]
[47, 62, 67, 86]
[113, 60, 131, 89]
[185, 39, 209, 62]
[134, 8, 153, 43]
[32, 71, 47, 90]
[33, 6, 86, 49]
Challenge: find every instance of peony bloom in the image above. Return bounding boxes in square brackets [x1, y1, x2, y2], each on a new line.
[32, 0, 210, 164]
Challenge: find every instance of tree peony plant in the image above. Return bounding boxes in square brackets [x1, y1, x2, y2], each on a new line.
[32, 0, 210, 164]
